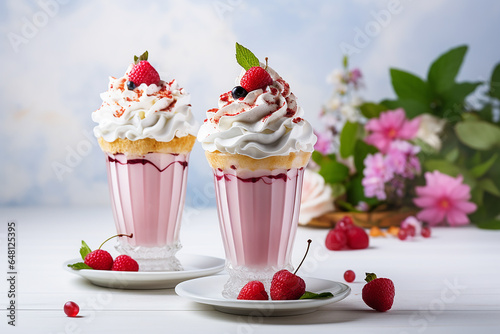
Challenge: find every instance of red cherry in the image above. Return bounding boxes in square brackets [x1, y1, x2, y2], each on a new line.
[64, 301, 79, 317]
[398, 228, 408, 241]
[344, 270, 355, 283]
[421, 226, 431, 238]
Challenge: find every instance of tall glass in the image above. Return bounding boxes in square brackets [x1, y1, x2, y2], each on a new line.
[213, 166, 305, 298]
[105, 152, 189, 271]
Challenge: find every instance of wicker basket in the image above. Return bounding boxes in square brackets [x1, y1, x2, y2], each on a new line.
[306, 209, 418, 229]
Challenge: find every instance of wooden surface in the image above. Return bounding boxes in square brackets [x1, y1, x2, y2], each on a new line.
[0, 206, 499, 333]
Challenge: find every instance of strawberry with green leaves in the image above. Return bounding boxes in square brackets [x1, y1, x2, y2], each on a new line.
[68, 234, 139, 272]
[231, 43, 274, 99]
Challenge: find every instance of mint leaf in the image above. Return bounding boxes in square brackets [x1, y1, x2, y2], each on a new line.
[67, 262, 92, 270]
[80, 240, 92, 260]
[235, 43, 260, 71]
[299, 291, 334, 299]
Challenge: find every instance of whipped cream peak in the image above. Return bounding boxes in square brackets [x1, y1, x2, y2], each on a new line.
[93, 65, 198, 143]
[197, 65, 316, 158]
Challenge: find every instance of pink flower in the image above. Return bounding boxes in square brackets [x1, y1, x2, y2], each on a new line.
[413, 171, 477, 226]
[349, 68, 362, 87]
[314, 131, 332, 155]
[386, 140, 421, 178]
[362, 153, 394, 200]
[365, 109, 420, 153]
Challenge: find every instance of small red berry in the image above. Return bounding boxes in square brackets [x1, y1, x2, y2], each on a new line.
[421, 226, 431, 238]
[344, 270, 355, 283]
[64, 301, 79, 317]
[397, 228, 408, 241]
[237, 281, 269, 300]
[406, 225, 416, 237]
[362, 273, 395, 312]
[128, 60, 160, 86]
[112, 255, 139, 272]
[84, 250, 113, 270]
[335, 216, 354, 231]
[240, 66, 273, 92]
[346, 226, 369, 249]
[325, 229, 347, 250]
[270, 269, 306, 300]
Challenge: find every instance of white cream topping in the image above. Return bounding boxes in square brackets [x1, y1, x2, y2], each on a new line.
[197, 66, 316, 158]
[93, 67, 198, 142]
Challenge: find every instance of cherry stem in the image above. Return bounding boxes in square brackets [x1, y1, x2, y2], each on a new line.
[98, 233, 133, 250]
[294, 239, 312, 275]
[264, 57, 269, 70]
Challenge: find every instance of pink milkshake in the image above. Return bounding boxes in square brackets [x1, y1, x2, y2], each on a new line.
[214, 167, 305, 297]
[92, 51, 198, 271]
[106, 152, 189, 271]
[198, 43, 316, 298]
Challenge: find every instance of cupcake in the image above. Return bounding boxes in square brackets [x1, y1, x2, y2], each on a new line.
[92, 51, 198, 271]
[197, 44, 316, 297]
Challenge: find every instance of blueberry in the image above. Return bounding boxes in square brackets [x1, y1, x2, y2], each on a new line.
[126, 81, 136, 90]
[231, 86, 248, 99]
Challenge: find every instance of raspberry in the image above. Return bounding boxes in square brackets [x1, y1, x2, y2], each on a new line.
[335, 216, 354, 231]
[111, 255, 139, 272]
[346, 226, 369, 249]
[84, 250, 113, 270]
[270, 269, 306, 300]
[240, 66, 273, 92]
[63, 301, 79, 317]
[237, 281, 268, 300]
[325, 228, 347, 250]
[362, 273, 395, 312]
[128, 60, 160, 86]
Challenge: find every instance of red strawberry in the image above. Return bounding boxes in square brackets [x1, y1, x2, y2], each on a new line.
[111, 255, 139, 272]
[325, 228, 347, 250]
[84, 250, 113, 270]
[128, 60, 160, 86]
[237, 281, 269, 300]
[240, 66, 273, 92]
[346, 225, 369, 249]
[270, 239, 312, 300]
[270, 269, 306, 300]
[362, 273, 395, 312]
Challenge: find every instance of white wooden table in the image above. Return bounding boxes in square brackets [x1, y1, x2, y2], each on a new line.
[1, 206, 499, 333]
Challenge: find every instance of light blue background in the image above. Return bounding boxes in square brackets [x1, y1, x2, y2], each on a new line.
[1, 0, 499, 207]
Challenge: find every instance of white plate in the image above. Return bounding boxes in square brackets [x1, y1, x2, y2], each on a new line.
[175, 275, 350, 316]
[64, 254, 225, 289]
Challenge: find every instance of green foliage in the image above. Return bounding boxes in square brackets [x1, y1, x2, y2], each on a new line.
[316, 154, 349, 184]
[427, 45, 468, 94]
[339, 122, 359, 159]
[359, 102, 387, 119]
[455, 120, 500, 150]
[489, 63, 500, 99]
[384, 45, 500, 228]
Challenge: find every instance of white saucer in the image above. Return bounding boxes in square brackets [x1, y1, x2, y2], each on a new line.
[175, 275, 351, 316]
[64, 254, 225, 289]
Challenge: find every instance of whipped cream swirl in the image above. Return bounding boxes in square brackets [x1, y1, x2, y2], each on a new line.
[93, 66, 198, 142]
[197, 66, 316, 158]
